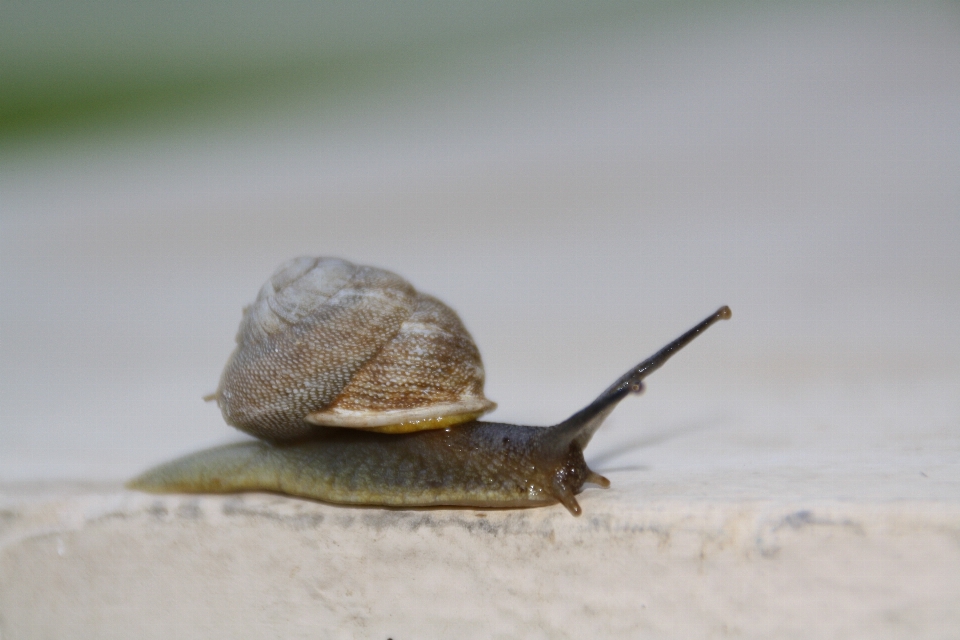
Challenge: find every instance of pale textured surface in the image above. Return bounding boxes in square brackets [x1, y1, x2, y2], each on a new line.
[2, 473, 959, 639]
[3, 366, 960, 638]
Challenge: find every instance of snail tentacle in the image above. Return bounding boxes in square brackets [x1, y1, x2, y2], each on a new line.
[541, 306, 732, 453]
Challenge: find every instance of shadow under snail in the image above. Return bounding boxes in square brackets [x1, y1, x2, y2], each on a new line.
[129, 257, 730, 516]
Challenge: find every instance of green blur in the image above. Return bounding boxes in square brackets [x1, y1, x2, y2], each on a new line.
[0, 0, 680, 140]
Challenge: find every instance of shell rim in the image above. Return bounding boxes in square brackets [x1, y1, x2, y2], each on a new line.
[304, 398, 497, 429]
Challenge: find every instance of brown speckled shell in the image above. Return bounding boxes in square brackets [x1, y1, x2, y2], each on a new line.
[214, 257, 495, 440]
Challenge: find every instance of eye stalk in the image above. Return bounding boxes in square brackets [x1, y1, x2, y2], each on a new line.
[543, 306, 732, 453]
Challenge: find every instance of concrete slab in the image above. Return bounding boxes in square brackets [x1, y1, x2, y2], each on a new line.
[3, 474, 959, 639]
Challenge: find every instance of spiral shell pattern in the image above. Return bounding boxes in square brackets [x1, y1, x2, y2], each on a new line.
[214, 257, 495, 440]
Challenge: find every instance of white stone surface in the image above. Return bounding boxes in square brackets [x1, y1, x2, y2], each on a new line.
[2, 476, 959, 639]
[3, 365, 959, 638]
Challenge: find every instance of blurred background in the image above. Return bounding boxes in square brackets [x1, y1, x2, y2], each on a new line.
[2, 1, 958, 484]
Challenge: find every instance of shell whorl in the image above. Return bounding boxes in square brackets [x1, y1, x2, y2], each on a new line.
[214, 257, 495, 440]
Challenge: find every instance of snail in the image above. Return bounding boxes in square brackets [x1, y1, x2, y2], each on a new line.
[129, 257, 730, 516]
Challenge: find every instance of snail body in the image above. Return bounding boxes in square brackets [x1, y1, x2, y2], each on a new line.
[127, 421, 604, 515]
[130, 257, 730, 516]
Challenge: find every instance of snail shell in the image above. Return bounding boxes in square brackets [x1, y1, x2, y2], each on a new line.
[211, 257, 495, 440]
[131, 257, 730, 516]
